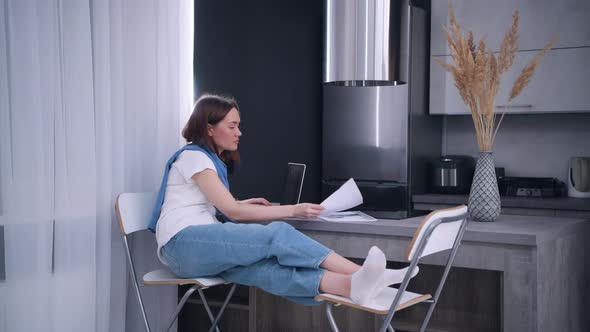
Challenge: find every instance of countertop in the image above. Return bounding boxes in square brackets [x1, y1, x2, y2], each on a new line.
[413, 193, 590, 211]
[277, 214, 588, 247]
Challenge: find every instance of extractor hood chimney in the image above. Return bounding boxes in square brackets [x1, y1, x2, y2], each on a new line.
[323, 0, 410, 86]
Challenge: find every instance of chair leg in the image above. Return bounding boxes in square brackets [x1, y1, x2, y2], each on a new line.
[379, 309, 398, 332]
[197, 288, 220, 332]
[205, 284, 236, 332]
[132, 282, 151, 332]
[165, 284, 200, 332]
[418, 302, 436, 332]
[123, 235, 151, 332]
[325, 303, 340, 332]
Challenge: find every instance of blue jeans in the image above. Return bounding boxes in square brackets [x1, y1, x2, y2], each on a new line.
[161, 221, 333, 306]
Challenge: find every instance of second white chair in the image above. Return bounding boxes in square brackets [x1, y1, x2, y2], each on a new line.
[314, 205, 470, 332]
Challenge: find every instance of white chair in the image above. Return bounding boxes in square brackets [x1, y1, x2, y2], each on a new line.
[314, 205, 470, 332]
[115, 192, 236, 332]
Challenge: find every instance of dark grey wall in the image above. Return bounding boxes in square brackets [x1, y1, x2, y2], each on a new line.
[194, 0, 323, 202]
[443, 113, 590, 184]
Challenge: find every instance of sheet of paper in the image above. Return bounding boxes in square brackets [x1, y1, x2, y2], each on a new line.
[319, 178, 363, 215]
[319, 211, 377, 222]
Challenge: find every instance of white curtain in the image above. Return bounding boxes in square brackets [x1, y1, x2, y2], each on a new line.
[0, 0, 194, 331]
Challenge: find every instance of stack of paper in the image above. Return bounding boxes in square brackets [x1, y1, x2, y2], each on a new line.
[319, 179, 377, 222]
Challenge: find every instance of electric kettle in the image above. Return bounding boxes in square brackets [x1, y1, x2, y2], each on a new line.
[567, 157, 590, 198]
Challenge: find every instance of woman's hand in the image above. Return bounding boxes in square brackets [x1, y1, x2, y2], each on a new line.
[292, 203, 325, 218]
[238, 198, 272, 206]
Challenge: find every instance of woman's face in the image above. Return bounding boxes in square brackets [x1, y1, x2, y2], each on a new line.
[208, 107, 242, 154]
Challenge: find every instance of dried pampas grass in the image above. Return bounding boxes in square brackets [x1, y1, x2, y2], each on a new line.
[437, 1, 555, 151]
[508, 39, 555, 101]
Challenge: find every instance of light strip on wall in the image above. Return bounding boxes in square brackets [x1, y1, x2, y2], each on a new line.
[376, 88, 380, 147]
[364, 0, 369, 79]
[326, 0, 331, 81]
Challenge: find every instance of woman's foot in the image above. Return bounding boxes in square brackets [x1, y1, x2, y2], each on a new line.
[350, 246, 386, 304]
[371, 266, 420, 299]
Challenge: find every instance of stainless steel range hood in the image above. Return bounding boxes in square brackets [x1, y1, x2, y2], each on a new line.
[323, 0, 410, 86]
[321, 0, 436, 219]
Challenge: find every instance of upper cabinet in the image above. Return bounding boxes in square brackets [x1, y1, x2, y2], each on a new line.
[430, 47, 590, 114]
[431, 0, 590, 55]
[430, 0, 590, 115]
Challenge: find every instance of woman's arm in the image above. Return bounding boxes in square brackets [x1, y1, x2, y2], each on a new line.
[238, 198, 272, 206]
[192, 169, 324, 222]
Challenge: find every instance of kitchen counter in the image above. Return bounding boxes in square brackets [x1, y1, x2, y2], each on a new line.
[413, 193, 590, 211]
[281, 214, 584, 246]
[251, 214, 589, 332]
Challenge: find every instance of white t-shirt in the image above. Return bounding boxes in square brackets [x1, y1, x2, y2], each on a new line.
[155, 150, 222, 264]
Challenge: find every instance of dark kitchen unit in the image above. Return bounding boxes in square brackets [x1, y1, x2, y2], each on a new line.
[430, 155, 476, 194]
[322, 0, 441, 219]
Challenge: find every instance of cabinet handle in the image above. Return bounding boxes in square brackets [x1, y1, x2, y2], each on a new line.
[495, 104, 533, 108]
[51, 219, 55, 274]
[0, 225, 4, 281]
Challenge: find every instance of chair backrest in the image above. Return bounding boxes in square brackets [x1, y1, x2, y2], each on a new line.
[405, 205, 468, 261]
[380, 205, 469, 331]
[115, 192, 158, 235]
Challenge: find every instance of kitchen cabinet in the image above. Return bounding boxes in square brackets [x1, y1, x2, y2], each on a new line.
[430, 0, 590, 115]
[431, 0, 590, 56]
[0, 225, 4, 281]
[430, 47, 590, 114]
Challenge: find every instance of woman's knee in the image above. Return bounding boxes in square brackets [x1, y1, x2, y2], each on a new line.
[267, 221, 296, 239]
[267, 221, 295, 233]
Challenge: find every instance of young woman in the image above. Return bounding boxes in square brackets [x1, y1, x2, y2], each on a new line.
[150, 93, 403, 306]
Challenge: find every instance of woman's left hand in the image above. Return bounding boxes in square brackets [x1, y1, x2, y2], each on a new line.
[238, 198, 272, 206]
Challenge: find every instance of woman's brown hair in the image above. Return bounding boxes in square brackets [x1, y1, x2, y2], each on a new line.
[182, 93, 240, 170]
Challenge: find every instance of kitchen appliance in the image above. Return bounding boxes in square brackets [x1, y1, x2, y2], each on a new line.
[322, 0, 438, 219]
[431, 155, 475, 194]
[568, 157, 590, 198]
[499, 177, 564, 198]
[495, 167, 505, 183]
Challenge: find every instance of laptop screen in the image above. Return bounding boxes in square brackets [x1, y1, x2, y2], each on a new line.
[280, 163, 306, 205]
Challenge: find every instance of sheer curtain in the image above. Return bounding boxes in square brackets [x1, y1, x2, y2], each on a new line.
[0, 0, 194, 331]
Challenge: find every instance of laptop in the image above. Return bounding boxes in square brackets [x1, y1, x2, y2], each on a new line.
[279, 162, 306, 205]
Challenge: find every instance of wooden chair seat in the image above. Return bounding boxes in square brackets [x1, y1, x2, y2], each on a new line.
[315, 288, 432, 315]
[143, 268, 229, 287]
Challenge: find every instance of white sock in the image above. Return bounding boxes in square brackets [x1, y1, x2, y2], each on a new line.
[350, 246, 386, 304]
[371, 266, 420, 298]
